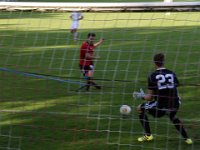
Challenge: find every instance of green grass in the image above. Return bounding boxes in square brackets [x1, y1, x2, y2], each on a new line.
[0, 11, 200, 150]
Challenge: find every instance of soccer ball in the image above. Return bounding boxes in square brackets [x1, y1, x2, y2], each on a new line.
[120, 105, 131, 115]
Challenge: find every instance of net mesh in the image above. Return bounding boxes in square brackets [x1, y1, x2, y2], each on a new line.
[0, 6, 200, 150]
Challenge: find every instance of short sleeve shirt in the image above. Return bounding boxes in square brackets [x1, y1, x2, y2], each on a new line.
[148, 68, 180, 108]
[79, 42, 95, 66]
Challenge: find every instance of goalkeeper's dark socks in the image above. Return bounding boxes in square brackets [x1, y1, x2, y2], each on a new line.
[139, 113, 151, 135]
[171, 117, 189, 139]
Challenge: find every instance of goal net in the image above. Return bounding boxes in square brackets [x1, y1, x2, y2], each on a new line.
[0, 2, 200, 150]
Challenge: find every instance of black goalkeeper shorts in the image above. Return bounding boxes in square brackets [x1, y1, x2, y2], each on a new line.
[140, 100, 179, 118]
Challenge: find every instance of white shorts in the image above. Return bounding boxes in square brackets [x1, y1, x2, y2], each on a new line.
[71, 21, 79, 30]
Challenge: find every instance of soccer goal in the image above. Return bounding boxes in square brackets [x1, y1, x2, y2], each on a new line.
[0, 2, 200, 150]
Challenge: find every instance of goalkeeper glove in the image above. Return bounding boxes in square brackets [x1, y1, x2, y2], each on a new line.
[133, 88, 146, 100]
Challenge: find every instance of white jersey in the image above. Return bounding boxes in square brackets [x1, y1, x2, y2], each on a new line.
[70, 12, 83, 29]
[71, 12, 83, 21]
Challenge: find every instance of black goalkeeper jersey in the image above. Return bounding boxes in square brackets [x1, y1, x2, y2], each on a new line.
[148, 68, 180, 109]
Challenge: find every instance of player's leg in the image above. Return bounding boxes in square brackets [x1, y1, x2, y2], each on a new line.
[70, 23, 75, 34]
[168, 111, 193, 144]
[85, 65, 101, 91]
[75, 65, 88, 91]
[70, 22, 79, 41]
[137, 101, 167, 142]
[78, 65, 93, 91]
[85, 69, 93, 91]
[71, 29, 78, 41]
[136, 103, 153, 142]
[73, 29, 78, 41]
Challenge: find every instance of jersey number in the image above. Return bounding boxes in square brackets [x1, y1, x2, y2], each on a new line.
[156, 74, 174, 90]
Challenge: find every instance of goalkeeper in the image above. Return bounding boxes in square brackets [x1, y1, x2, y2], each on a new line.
[133, 53, 192, 144]
[79, 33, 104, 91]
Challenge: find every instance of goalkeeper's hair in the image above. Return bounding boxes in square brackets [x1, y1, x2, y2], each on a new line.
[154, 53, 165, 67]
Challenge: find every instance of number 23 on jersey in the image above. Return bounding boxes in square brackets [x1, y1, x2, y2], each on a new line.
[156, 74, 175, 90]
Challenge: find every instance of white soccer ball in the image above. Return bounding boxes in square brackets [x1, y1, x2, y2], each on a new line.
[120, 105, 131, 115]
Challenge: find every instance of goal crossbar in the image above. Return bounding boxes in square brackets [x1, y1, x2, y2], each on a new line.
[0, 2, 200, 12]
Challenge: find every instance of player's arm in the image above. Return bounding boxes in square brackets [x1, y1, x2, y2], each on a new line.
[85, 52, 99, 59]
[79, 15, 84, 20]
[143, 89, 153, 101]
[133, 74, 155, 100]
[143, 74, 155, 101]
[133, 89, 154, 101]
[94, 38, 104, 47]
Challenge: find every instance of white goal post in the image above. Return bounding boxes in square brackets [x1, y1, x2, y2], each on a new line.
[0, 2, 200, 12]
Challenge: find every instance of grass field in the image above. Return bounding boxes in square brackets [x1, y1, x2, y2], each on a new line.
[0, 10, 200, 150]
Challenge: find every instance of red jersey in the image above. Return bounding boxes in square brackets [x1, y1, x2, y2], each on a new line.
[79, 42, 95, 66]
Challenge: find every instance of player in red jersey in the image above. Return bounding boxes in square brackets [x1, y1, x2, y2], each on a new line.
[79, 33, 104, 91]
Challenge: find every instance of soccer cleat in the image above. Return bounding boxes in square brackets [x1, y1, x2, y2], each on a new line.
[185, 138, 193, 144]
[138, 135, 153, 142]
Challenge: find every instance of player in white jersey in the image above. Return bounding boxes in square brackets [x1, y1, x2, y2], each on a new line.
[70, 12, 84, 41]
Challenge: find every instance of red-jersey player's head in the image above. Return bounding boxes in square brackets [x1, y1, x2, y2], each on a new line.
[87, 33, 96, 45]
[154, 53, 165, 68]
